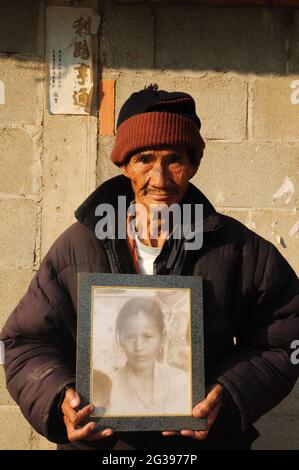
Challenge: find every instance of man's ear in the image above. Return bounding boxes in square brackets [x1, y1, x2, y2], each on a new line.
[190, 165, 199, 179]
[120, 164, 129, 177]
[190, 162, 200, 179]
[189, 150, 203, 179]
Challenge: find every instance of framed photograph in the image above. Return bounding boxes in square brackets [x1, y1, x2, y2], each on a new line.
[76, 273, 205, 431]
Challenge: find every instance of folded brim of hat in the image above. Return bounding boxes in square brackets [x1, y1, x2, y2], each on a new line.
[110, 111, 205, 166]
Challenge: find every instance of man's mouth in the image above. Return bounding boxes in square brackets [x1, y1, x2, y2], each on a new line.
[146, 190, 178, 201]
[150, 194, 172, 201]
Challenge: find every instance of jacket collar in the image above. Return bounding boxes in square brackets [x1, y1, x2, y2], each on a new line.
[75, 174, 222, 233]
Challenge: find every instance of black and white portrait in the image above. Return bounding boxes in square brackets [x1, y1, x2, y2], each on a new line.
[91, 287, 192, 417]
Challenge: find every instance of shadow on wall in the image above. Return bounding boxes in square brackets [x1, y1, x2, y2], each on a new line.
[1, 2, 299, 78]
[0, 0, 44, 60]
[100, 1, 299, 75]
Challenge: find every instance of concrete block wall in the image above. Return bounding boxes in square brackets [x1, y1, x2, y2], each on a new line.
[0, 0, 45, 450]
[97, 1, 299, 449]
[0, 0, 99, 450]
[42, 0, 99, 255]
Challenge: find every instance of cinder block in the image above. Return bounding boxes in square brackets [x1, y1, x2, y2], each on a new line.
[0, 268, 34, 331]
[0, 199, 36, 268]
[217, 209, 250, 227]
[0, 128, 41, 195]
[250, 208, 299, 274]
[204, 0, 265, 4]
[104, 3, 154, 70]
[96, 136, 121, 185]
[290, 11, 299, 73]
[0, 406, 32, 450]
[190, 75, 247, 141]
[47, 0, 96, 6]
[272, 0, 299, 4]
[192, 141, 299, 209]
[253, 414, 299, 450]
[34, 434, 57, 450]
[268, 382, 299, 417]
[42, 114, 97, 255]
[0, 0, 43, 56]
[0, 57, 44, 126]
[115, 73, 247, 141]
[156, 6, 287, 74]
[252, 77, 299, 141]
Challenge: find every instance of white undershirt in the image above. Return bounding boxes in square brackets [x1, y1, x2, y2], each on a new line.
[134, 234, 162, 275]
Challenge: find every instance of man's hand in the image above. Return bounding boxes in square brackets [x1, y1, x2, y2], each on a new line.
[61, 388, 113, 442]
[162, 383, 225, 440]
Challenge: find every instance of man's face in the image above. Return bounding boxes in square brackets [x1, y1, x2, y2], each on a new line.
[121, 146, 198, 210]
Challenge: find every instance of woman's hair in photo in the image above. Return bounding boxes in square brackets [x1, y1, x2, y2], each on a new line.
[115, 297, 165, 346]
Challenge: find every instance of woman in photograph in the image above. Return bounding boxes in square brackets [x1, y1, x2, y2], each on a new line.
[107, 297, 191, 416]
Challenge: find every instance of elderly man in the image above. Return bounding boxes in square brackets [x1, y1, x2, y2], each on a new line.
[1, 85, 299, 450]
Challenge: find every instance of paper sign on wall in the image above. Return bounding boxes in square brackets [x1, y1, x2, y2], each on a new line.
[46, 6, 100, 115]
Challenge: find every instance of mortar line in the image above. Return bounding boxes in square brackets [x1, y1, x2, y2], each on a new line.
[285, 8, 293, 75]
[245, 80, 249, 141]
[36, 0, 48, 268]
[151, 6, 157, 69]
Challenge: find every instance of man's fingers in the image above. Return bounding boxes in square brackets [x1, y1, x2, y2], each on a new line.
[64, 414, 113, 442]
[62, 401, 94, 426]
[180, 429, 209, 440]
[193, 400, 211, 418]
[85, 428, 114, 442]
[193, 385, 223, 418]
[64, 416, 96, 443]
[193, 395, 218, 417]
[206, 401, 222, 432]
[163, 385, 225, 442]
[61, 400, 77, 423]
[164, 429, 209, 441]
[65, 388, 80, 408]
[61, 388, 81, 419]
[180, 429, 194, 438]
[61, 389, 113, 443]
[70, 404, 95, 426]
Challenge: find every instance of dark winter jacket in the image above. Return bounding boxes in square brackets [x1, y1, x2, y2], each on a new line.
[1, 175, 299, 450]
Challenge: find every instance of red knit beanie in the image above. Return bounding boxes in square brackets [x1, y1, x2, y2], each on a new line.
[110, 85, 205, 166]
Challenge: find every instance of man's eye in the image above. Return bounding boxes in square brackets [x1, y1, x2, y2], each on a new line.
[137, 156, 150, 164]
[168, 156, 180, 164]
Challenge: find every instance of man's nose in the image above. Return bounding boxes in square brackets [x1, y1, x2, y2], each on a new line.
[149, 163, 170, 187]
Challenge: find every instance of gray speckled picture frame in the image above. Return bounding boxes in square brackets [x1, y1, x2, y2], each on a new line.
[76, 273, 205, 432]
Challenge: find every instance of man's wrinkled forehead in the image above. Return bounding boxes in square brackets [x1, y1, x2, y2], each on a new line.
[128, 145, 188, 161]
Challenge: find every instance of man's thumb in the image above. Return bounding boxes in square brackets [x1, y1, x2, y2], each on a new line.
[66, 388, 80, 408]
[193, 400, 210, 418]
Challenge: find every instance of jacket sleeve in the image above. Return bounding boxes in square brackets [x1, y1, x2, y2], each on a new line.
[0, 257, 76, 444]
[210, 235, 299, 431]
